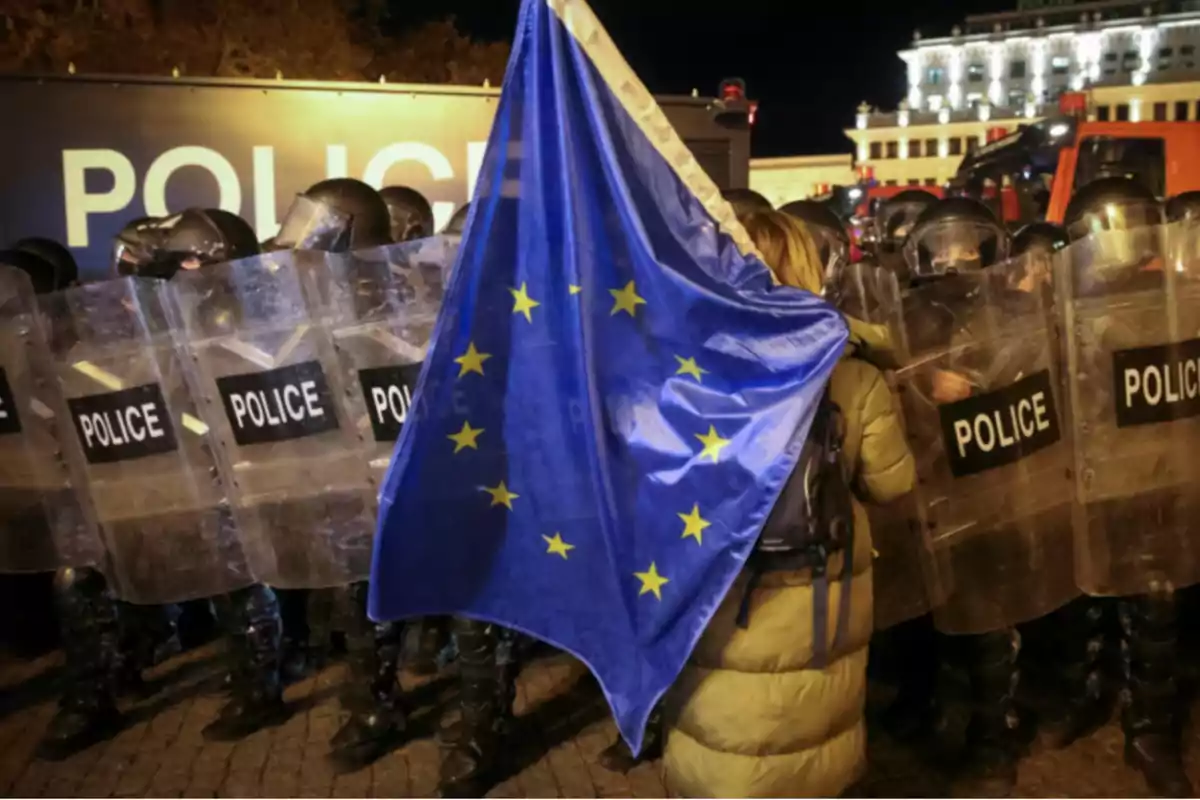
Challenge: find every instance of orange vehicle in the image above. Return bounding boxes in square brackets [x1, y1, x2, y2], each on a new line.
[952, 97, 1200, 227]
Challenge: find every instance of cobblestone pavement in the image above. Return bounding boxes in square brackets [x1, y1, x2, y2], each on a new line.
[2, 644, 1200, 798]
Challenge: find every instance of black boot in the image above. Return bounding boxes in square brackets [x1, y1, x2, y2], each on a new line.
[408, 616, 452, 677]
[881, 614, 942, 741]
[41, 567, 122, 759]
[277, 589, 311, 684]
[116, 602, 183, 694]
[203, 584, 288, 741]
[598, 704, 662, 773]
[1119, 591, 1193, 798]
[329, 582, 406, 766]
[1044, 598, 1114, 749]
[956, 629, 1022, 798]
[439, 618, 517, 797]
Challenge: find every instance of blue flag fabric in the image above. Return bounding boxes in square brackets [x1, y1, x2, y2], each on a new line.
[369, 0, 849, 751]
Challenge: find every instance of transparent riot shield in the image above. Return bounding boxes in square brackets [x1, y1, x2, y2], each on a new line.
[871, 491, 932, 631]
[302, 237, 455, 489]
[170, 251, 377, 589]
[1059, 224, 1200, 596]
[893, 255, 1077, 634]
[39, 277, 253, 604]
[0, 266, 104, 573]
[832, 260, 901, 326]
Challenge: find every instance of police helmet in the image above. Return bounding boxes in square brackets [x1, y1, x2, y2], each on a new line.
[722, 188, 773, 221]
[1166, 191, 1200, 224]
[1011, 222, 1068, 258]
[275, 178, 392, 252]
[1063, 177, 1162, 242]
[443, 202, 472, 236]
[11, 237, 78, 290]
[875, 190, 939, 252]
[778, 199, 850, 288]
[113, 208, 260, 280]
[903, 197, 1009, 280]
[0, 248, 63, 295]
[380, 185, 435, 243]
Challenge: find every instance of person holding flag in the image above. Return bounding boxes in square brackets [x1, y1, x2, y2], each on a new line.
[662, 209, 914, 797]
[368, 0, 887, 795]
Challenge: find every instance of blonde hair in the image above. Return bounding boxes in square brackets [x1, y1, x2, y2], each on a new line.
[742, 210, 827, 295]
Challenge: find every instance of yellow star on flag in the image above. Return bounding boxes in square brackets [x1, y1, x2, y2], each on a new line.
[609, 280, 647, 317]
[674, 355, 708, 383]
[482, 481, 519, 510]
[510, 282, 541, 323]
[447, 421, 484, 454]
[695, 425, 731, 463]
[634, 562, 669, 601]
[569, 284, 582, 295]
[678, 504, 711, 545]
[454, 342, 491, 378]
[543, 532, 575, 559]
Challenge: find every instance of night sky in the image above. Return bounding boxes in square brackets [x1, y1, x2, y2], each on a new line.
[400, 0, 1009, 157]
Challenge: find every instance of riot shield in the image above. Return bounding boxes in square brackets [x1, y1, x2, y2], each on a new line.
[170, 251, 377, 590]
[40, 277, 253, 604]
[832, 260, 901, 326]
[301, 237, 455, 489]
[1058, 224, 1200, 596]
[0, 266, 104, 573]
[893, 255, 1077, 634]
[871, 491, 933, 631]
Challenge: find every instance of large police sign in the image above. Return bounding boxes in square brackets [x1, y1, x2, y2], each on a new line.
[0, 75, 742, 281]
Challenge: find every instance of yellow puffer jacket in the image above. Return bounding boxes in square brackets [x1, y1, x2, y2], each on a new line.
[662, 318, 915, 798]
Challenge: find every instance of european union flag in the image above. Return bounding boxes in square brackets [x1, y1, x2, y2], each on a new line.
[369, 0, 849, 751]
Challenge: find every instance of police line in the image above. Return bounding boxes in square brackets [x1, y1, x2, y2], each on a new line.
[0, 236, 453, 599]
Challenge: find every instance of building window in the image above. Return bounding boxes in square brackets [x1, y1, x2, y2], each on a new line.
[1184, 45, 1196, 56]
[967, 63, 986, 83]
[886, 141, 899, 159]
[1116, 103, 1130, 121]
[925, 178, 938, 187]
[1195, 100, 1200, 121]
[967, 92, 984, 109]
[924, 138, 938, 157]
[870, 141, 882, 160]
[1155, 102, 1168, 121]
[927, 66, 944, 86]
[1178, 101, 1190, 121]
[1122, 51, 1139, 72]
[966, 135, 980, 153]
[885, 179, 899, 187]
[949, 137, 963, 156]
[1161, 47, 1174, 58]
[1097, 104, 1111, 121]
[908, 178, 921, 186]
[1051, 55, 1070, 75]
[1009, 60, 1027, 79]
[908, 140, 922, 159]
[1104, 52, 1118, 63]
[1008, 89, 1026, 108]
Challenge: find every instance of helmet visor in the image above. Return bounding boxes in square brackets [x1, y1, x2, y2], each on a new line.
[274, 195, 353, 251]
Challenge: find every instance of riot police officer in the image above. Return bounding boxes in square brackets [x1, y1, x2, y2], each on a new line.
[274, 178, 412, 765]
[112, 208, 290, 741]
[875, 189, 939, 283]
[899, 197, 1078, 796]
[1056, 178, 1196, 796]
[380, 186, 435, 243]
[0, 244, 122, 758]
[779, 199, 850, 294]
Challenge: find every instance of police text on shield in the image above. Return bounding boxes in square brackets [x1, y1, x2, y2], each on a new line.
[1112, 338, 1200, 428]
[216, 360, 341, 446]
[67, 383, 179, 464]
